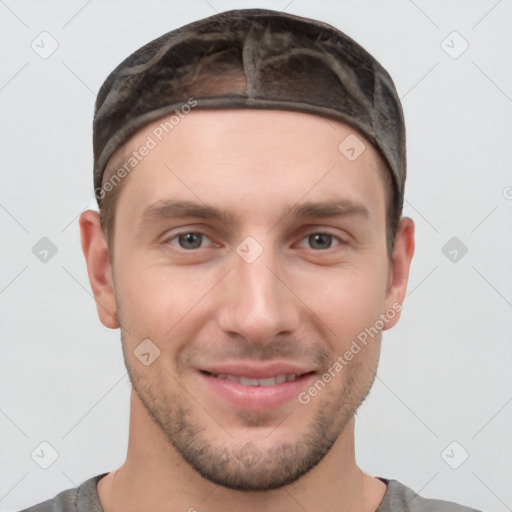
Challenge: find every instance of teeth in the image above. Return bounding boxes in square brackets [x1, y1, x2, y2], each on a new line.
[258, 377, 277, 387]
[275, 374, 287, 384]
[240, 377, 260, 386]
[213, 373, 298, 386]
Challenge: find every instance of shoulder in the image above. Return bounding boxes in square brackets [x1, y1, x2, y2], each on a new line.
[17, 474, 106, 512]
[377, 478, 482, 512]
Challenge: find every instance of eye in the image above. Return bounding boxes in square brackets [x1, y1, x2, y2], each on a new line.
[167, 232, 213, 250]
[164, 231, 344, 252]
[298, 232, 342, 251]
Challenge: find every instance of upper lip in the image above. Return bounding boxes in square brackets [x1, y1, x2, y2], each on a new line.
[199, 362, 315, 379]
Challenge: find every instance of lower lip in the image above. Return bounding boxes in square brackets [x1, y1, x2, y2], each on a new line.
[199, 372, 315, 411]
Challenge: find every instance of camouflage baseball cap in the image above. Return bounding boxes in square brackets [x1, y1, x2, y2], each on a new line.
[93, 8, 406, 212]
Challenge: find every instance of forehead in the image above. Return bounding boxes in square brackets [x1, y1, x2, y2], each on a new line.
[105, 109, 390, 222]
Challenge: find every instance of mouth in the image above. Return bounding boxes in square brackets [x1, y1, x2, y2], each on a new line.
[197, 364, 316, 410]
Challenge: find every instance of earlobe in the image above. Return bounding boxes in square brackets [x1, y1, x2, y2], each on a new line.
[79, 210, 119, 329]
[384, 217, 415, 330]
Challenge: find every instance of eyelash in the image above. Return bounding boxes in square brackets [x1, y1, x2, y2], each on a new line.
[164, 231, 345, 252]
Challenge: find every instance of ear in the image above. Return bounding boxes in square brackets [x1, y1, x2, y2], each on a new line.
[79, 210, 119, 329]
[383, 217, 415, 329]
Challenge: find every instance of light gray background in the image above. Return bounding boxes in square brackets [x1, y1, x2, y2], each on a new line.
[1, 0, 511, 511]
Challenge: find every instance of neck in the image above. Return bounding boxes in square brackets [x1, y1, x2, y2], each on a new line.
[97, 390, 386, 512]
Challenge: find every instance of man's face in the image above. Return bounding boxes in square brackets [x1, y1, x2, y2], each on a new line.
[103, 109, 402, 490]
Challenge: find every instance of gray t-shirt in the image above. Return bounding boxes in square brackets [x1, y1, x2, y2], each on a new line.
[19, 473, 481, 511]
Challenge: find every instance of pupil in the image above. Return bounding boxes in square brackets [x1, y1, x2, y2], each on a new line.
[180, 233, 201, 249]
[311, 233, 331, 249]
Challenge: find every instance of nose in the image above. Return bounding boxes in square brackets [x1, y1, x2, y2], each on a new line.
[216, 238, 300, 346]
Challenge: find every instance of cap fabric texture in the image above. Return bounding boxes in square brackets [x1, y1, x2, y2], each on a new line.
[93, 8, 406, 210]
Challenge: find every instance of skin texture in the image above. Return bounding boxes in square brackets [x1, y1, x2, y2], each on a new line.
[80, 109, 415, 512]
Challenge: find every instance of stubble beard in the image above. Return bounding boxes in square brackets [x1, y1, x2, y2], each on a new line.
[121, 331, 379, 492]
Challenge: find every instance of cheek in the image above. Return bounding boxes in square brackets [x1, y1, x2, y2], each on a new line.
[113, 258, 215, 349]
[305, 263, 389, 346]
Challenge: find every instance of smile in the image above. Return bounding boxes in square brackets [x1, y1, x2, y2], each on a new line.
[198, 366, 316, 411]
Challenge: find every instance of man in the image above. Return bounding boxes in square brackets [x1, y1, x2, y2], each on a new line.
[22, 8, 480, 512]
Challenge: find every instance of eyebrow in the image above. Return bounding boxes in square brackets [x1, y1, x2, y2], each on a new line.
[138, 198, 369, 231]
